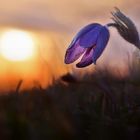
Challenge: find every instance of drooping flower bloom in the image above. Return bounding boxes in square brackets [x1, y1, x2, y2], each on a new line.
[65, 23, 110, 67]
[64, 7, 140, 68]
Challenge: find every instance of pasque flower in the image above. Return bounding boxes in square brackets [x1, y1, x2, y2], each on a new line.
[65, 8, 140, 68]
[65, 23, 110, 67]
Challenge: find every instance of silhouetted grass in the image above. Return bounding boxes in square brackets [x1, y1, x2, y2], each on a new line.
[0, 60, 140, 140]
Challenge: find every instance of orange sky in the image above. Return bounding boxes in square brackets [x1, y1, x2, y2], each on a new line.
[0, 0, 139, 31]
[0, 0, 139, 91]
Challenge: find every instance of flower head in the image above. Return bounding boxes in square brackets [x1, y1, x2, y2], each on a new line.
[65, 23, 110, 67]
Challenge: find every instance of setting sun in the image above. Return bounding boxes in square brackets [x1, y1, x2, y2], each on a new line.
[0, 30, 35, 61]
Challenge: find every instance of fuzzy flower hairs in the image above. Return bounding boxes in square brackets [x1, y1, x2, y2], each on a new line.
[64, 7, 140, 68]
[110, 7, 140, 49]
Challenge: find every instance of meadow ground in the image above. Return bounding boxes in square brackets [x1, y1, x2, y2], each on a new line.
[0, 66, 140, 140]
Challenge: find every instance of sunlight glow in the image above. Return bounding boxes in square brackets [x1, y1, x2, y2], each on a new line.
[0, 30, 35, 61]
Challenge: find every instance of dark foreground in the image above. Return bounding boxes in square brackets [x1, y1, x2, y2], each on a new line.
[0, 71, 140, 140]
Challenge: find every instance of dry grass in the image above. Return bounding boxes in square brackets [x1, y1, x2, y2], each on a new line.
[0, 56, 140, 140]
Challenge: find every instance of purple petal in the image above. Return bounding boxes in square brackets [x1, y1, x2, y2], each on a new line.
[69, 23, 101, 49]
[76, 47, 94, 68]
[79, 25, 102, 48]
[92, 26, 110, 64]
[65, 40, 86, 64]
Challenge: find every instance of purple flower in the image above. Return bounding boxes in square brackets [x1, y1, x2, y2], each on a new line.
[64, 23, 110, 68]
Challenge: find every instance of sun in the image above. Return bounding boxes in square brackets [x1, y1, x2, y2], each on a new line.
[0, 29, 35, 61]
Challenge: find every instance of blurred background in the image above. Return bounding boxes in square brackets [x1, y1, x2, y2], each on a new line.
[0, 1, 140, 140]
[0, 0, 139, 91]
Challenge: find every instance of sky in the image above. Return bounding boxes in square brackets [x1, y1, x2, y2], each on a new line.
[0, 0, 139, 91]
[0, 0, 139, 31]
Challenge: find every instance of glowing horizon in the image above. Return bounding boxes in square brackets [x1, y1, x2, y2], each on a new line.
[0, 0, 138, 92]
